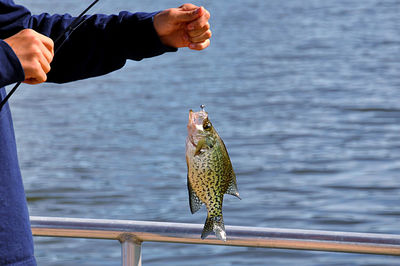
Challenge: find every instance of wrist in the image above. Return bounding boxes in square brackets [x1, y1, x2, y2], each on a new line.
[121, 11, 177, 60]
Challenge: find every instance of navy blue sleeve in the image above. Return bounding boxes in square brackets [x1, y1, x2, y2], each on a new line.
[0, 39, 24, 87]
[0, 0, 177, 84]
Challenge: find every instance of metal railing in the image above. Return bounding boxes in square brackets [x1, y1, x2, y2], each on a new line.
[30, 216, 400, 265]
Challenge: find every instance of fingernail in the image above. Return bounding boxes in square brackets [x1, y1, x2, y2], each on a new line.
[189, 43, 195, 49]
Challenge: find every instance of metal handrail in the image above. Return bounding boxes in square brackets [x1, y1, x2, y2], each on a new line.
[30, 216, 400, 265]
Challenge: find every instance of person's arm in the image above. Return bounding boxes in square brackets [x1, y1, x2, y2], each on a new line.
[29, 12, 178, 83]
[0, 1, 211, 84]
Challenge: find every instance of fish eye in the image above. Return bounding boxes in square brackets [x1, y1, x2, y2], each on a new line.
[203, 122, 212, 130]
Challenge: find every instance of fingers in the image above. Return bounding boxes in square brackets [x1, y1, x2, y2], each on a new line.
[189, 39, 210, 51]
[189, 29, 212, 44]
[173, 5, 202, 22]
[188, 22, 210, 36]
[23, 58, 48, 85]
[40, 34, 55, 57]
[38, 49, 51, 75]
[179, 3, 199, 10]
[186, 8, 212, 50]
[24, 33, 53, 84]
[24, 59, 47, 85]
[187, 8, 210, 31]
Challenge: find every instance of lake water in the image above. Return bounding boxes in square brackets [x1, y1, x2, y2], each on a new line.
[8, 0, 400, 265]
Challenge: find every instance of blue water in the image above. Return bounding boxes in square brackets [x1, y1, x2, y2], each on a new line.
[9, 0, 400, 265]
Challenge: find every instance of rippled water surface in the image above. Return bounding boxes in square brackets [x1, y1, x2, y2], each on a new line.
[9, 0, 400, 265]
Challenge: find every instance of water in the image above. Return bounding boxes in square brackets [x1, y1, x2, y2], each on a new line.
[8, 0, 400, 265]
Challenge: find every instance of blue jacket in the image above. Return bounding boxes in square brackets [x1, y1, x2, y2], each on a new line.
[0, 1, 175, 265]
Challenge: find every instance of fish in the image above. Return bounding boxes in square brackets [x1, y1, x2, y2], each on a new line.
[185, 105, 240, 241]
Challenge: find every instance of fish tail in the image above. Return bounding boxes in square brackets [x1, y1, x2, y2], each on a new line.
[201, 215, 226, 241]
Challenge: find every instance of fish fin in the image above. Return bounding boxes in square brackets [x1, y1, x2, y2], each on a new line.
[205, 137, 214, 148]
[201, 215, 226, 241]
[226, 172, 241, 200]
[187, 176, 203, 214]
[217, 137, 240, 200]
[194, 138, 206, 156]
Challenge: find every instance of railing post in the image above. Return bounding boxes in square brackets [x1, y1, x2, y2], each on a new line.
[120, 234, 142, 266]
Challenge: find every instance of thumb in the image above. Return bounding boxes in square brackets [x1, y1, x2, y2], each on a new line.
[175, 6, 203, 22]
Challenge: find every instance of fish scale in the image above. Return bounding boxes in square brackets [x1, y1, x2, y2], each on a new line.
[185, 107, 240, 241]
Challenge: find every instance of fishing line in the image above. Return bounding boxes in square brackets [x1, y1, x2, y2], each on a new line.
[0, 0, 101, 112]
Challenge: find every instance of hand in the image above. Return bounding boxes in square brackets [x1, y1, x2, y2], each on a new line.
[153, 3, 211, 50]
[4, 29, 54, 84]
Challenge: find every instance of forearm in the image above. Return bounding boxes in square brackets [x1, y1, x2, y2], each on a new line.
[28, 12, 177, 83]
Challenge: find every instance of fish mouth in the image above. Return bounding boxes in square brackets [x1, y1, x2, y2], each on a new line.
[188, 109, 208, 147]
[188, 110, 196, 146]
[188, 109, 208, 124]
[189, 109, 194, 124]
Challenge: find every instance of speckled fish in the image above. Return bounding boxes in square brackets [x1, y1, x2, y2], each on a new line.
[185, 105, 240, 241]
